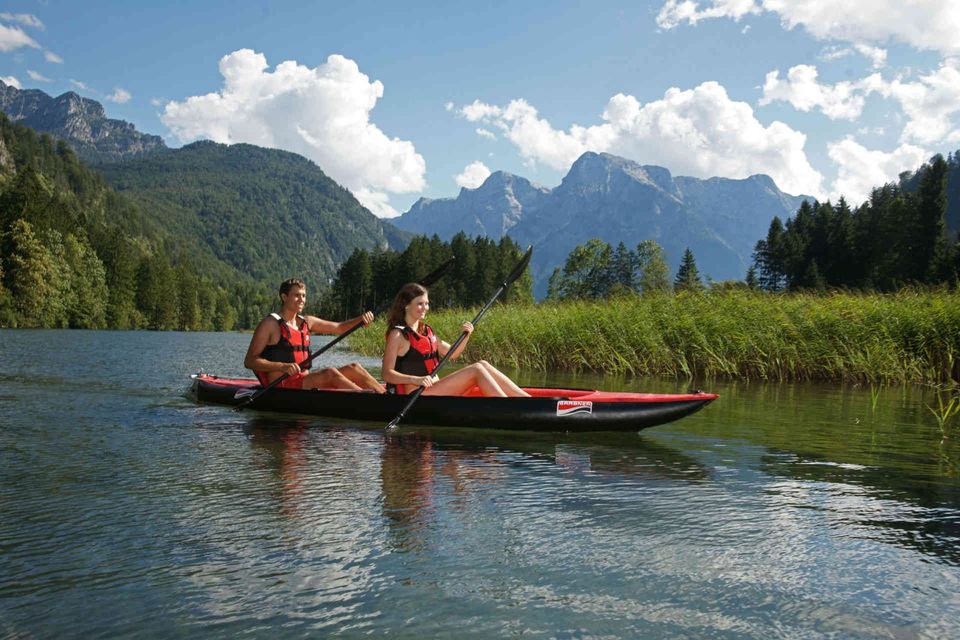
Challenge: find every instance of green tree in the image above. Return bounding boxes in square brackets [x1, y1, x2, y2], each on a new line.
[674, 247, 704, 292]
[1, 219, 57, 327]
[63, 232, 108, 329]
[913, 154, 950, 282]
[636, 240, 670, 294]
[608, 241, 637, 296]
[551, 239, 614, 300]
[176, 263, 201, 331]
[136, 253, 178, 330]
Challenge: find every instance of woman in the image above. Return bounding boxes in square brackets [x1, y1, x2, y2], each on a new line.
[382, 283, 530, 397]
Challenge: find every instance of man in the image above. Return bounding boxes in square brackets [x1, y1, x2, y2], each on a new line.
[244, 278, 385, 392]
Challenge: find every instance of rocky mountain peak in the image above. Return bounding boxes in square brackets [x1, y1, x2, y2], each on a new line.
[0, 81, 166, 164]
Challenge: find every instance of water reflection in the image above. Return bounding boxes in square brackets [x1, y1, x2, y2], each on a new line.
[244, 418, 313, 520]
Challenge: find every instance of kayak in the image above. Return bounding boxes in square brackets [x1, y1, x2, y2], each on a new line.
[189, 373, 718, 433]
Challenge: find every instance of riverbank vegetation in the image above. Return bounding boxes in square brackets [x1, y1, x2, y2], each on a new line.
[349, 288, 959, 385]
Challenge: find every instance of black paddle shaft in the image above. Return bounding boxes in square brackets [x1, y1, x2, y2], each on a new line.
[235, 258, 454, 411]
[386, 246, 532, 429]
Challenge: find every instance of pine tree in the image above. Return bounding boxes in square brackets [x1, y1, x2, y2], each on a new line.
[913, 154, 949, 282]
[609, 241, 637, 295]
[674, 247, 704, 292]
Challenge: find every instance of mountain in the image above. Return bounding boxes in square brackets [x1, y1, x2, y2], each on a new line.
[402, 171, 550, 238]
[98, 140, 410, 290]
[393, 152, 813, 296]
[0, 81, 166, 163]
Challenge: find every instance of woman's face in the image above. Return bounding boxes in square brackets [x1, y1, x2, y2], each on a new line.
[405, 293, 429, 322]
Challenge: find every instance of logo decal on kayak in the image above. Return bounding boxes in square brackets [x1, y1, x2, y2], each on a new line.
[234, 388, 257, 400]
[557, 400, 592, 416]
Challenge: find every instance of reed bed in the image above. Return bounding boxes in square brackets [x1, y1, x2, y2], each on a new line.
[348, 290, 960, 384]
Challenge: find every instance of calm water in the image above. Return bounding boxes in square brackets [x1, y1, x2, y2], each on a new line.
[2, 329, 960, 639]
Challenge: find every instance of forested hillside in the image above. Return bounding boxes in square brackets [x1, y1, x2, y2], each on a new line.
[0, 114, 275, 329]
[98, 141, 410, 291]
[752, 153, 960, 291]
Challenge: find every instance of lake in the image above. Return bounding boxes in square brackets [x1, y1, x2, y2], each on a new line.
[2, 329, 959, 638]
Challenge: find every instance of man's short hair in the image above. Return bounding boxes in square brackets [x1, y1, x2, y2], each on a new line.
[279, 278, 306, 298]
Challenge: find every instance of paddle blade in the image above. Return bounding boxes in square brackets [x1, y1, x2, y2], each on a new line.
[420, 257, 455, 288]
[504, 246, 533, 286]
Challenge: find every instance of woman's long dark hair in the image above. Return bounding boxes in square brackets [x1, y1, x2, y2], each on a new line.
[386, 283, 428, 335]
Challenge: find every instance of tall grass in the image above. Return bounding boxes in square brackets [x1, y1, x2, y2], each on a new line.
[348, 289, 960, 384]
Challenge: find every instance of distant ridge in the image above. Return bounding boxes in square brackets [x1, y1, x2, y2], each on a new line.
[0, 81, 167, 163]
[393, 152, 814, 296]
[98, 140, 411, 289]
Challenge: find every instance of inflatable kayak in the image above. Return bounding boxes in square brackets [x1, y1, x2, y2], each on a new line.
[189, 373, 718, 433]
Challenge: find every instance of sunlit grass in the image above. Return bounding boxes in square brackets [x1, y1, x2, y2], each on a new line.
[348, 289, 960, 385]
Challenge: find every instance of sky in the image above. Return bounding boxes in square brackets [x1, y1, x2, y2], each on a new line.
[1, 0, 959, 218]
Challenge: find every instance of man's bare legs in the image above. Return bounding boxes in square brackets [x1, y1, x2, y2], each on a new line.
[302, 364, 385, 393]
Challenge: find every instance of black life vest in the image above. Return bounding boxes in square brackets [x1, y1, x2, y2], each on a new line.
[387, 323, 440, 394]
[255, 313, 311, 386]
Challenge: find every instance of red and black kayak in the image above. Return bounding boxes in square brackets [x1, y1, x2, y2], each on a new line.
[190, 373, 718, 433]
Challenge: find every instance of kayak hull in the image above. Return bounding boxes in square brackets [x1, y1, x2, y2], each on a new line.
[189, 374, 717, 433]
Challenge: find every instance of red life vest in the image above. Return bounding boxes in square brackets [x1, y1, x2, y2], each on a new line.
[387, 323, 440, 394]
[255, 313, 311, 386]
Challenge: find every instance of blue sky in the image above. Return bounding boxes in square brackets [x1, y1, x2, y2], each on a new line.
[2, 1, 959, 217]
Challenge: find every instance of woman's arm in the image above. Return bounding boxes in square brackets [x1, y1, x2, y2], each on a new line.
[438, 321, 474, 360]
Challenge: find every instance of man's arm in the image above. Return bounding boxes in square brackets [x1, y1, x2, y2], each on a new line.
[306, 311, 374, 335]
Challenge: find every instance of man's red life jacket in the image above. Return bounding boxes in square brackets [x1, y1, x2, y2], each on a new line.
[387, 323, 440, 394]
[255, 313, 311, 387]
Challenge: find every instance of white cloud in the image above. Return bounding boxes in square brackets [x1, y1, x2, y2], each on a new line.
[460, 98, 616, 172]
[69, 79, 90, 91]
[827, 137, 929, 205]
[818, 44, 886, 69]
[881, 60, 960, 146]
[44, 50, 63, 64]
[107, 87, 132, 103]
[0, 13, 44, 29]
[656, 0, 761, 28]
[459, 81, 823, 197]
[26, 69, 50, 82]
[819, 45, 853, 62]
[150, 97, 164, 107]
[657, 0, 960, 56]
[455, 160, 492, 189]
[475, 127, 496, 140]
[161, 49, 425, 218]
[854, 44, 887, 69]
[0, 23, 40, 51]
[1, 75, 21, 89]
[759, 64, 884, 120]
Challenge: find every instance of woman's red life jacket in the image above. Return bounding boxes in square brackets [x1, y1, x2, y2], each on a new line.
[387, 323, 440, 394]
[255, 313, 311, 386]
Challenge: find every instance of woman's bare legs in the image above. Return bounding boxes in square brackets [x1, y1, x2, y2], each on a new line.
[422, 363, 506, 397]
[476, 360, 530, 397]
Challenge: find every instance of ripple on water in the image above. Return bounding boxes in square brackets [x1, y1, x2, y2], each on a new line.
[3, 330, 960, 637]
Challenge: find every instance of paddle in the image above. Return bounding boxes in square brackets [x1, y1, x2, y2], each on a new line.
[385, 245, 533, 430]
[235, 258, 454, 411]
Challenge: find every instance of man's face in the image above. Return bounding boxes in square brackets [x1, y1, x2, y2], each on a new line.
[281, 285, 307, 313]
